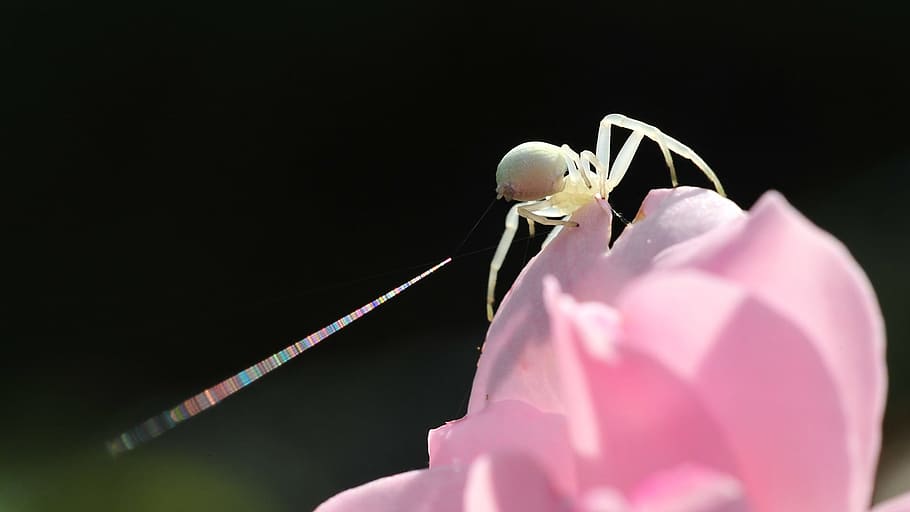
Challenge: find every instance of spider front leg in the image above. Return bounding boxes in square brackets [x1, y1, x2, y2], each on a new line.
[596, 113, 726, 196]
[606, 131, 645, 191]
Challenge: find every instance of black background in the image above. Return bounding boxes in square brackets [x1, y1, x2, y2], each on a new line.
[4, 1, 910, 511]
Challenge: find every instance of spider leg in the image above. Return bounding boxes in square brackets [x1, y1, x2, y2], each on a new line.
[488, 201, 537, 321]
[606, 131, 645, 191]
[595, 117, 613, 185]
[596, 114, 726, 196]
[579, 150, 605, 197]
[593, 118, 646, 196]
[518, 205, 578, 228]
[560, 144, 592, 189]
[598, 113, 676, 187]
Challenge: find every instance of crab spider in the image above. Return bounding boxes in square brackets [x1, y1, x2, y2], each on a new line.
[486, 113, 726, 321]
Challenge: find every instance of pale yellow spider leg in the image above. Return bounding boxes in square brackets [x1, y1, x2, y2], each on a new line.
[595, 118, 613, 188]
[579, 150, 606, 198]
[488, 201, 538, 321]
[594, 119, 646, 196]
[518, 206, 578, 228]
[598, 114, 726, 197]
[606, 131, 645, 192]
[560, 144, 592, 189]
[598, 114, 675, 186]
[526, 217, 535, 237]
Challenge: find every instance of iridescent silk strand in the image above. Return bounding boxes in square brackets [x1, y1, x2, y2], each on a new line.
[108, 257, 452, 455]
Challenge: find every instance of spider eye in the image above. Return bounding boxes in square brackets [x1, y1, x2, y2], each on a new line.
[563, 169, 570, 177]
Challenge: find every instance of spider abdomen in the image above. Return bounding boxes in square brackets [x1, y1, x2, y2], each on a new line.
[495, 141, 567, 201]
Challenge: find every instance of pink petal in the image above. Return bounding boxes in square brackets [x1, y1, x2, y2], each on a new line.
[577, 489, 630, 512]
[616, 270, 851, 511]
[873, 493, 910, 512]
[314, 467, 466, 512]
[576, 467, 750, 512]
[463, 453, 564, 512]
[543, 278, 738, 495]
[470, 188, 743, 415]
[428, 399, 576, 494]
[628, 464, 748, 512]
[655, 191, 886, 509]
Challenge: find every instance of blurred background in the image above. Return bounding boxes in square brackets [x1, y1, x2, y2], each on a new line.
[3, 1, 909, 510]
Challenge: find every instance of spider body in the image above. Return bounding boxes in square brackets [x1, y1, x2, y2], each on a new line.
[486, 114, 726, 321]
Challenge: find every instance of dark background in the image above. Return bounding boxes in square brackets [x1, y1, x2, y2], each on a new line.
[3, 1, 909, 511]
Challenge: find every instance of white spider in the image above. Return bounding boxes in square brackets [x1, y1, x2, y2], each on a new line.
[487, 113, 726, 321]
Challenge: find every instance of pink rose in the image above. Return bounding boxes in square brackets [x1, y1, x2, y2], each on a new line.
[316, 187, 905, 512]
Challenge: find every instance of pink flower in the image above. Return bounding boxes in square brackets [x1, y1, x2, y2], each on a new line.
[316, 187, 905, 512]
